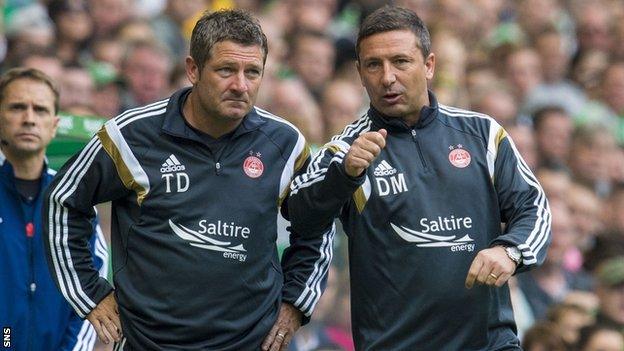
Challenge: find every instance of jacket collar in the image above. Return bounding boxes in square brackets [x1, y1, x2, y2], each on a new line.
[0, 151, 51, 189]
[161, 87, 266, 142]
[368, 90, 439, 132]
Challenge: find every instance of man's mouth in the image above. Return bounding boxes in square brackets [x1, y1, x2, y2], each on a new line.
[16, 132, 39, 140]
[382, 93, 402, 104]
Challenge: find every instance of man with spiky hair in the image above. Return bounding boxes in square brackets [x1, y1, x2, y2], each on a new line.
[45, 10, 328, 350]
[289, 6, 551, 350]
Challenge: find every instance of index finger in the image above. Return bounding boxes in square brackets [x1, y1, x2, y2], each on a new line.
[362, 131, 386, 149]
[465, 257, 483, 289]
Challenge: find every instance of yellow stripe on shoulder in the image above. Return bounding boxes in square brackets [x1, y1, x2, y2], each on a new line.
[97, 125, 149, 205]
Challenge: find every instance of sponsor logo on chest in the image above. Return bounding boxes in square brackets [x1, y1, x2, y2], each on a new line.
[169, 219, 249, 262]
[391, 214, 476, 252]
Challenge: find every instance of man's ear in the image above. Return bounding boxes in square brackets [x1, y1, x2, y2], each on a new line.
[425, 53, 435, 81]
[51, 115, 60, 138]
[185, 56, 200, 85]
[355, 60, 365, 87]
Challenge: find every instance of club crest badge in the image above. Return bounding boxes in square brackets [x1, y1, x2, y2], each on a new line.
[243, 155, 264, 178]
[448, 145, 471, 168]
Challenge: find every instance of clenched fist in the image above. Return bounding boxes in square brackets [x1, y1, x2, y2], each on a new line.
[344, 129, 387, 177]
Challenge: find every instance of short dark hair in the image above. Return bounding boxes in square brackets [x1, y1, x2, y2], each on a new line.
[356, 6, 431, 60]
[190, 9, 268, 72]
[532, 105, 568, 131]
[0, 67, 60, 114]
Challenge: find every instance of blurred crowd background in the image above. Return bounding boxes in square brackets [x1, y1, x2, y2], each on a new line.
[2, 0, 624, 350]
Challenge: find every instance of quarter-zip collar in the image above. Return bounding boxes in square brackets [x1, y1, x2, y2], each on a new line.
[161, 87, 266, 142]
[368, 90, 439, 132]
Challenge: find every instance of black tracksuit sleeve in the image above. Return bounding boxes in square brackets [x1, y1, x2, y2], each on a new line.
[280, 142, 339, 322]
[43, 135, 129, 318]
[490, 133, 552, 272]
[288, 140, 365, 237]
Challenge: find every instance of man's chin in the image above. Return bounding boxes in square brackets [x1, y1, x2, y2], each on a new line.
[375, 104, 408, 118]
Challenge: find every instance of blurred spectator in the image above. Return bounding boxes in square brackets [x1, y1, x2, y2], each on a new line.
[265, 78, 324, 145]
[568, 183, 604, 253]
[577, 324, 624, 351]
[472, 85, 517, 127]
[289, 31, 336, 101]
[594, 256, 624, 330]
[92, 81, 122, 119]
[572, 2, 613, 57]
[546, 303, 594, 347]
[521, 321, 567, 351]
[536, 167, 571, 203]
[570, 49, 610, 97]
[88, 0, 132, 38]
[320, 79, 364, 141]
[504, 47, 543, 104]
[515, 0, 566, 41]
[569, 124, 616, 197]
[47, 0, 93, 64]
[150, 0, 206, 60]
[430, 29, 469, 107]
[59, 65, 95, 112]
[3, 5, 55, 70]
[523, 26, 587, 118]
[517, 199, 592, 320]
[285, 0, 337, 33]
[118, 20, 158, 44]
[600, 61, 624, 144]
[533, 106, 573, 169]
[507, 123, 538, 170]
[91, 36, 126, 73]
[22, 48, 64, 83]
[605, 186, 624, 235]
[120, 40, 172, 109]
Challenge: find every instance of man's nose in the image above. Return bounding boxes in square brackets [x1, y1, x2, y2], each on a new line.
[381, 62, 396, 87]
[22, 106, 36, 125]
[230, 72, 249, 94]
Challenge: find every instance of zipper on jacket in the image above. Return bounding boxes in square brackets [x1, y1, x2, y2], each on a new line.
[26, 222, 35, 351]
[410, 129, 428, 169]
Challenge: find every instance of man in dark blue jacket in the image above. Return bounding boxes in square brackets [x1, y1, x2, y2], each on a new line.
[44, 9, 330, 351]
[0, 67, 108, 350]
[289, 6, 552, 351]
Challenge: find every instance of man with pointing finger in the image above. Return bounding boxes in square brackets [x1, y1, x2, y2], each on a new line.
[288, 6, 551, 351]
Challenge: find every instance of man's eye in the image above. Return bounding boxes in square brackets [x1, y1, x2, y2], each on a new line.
[367, 62, 381, 69]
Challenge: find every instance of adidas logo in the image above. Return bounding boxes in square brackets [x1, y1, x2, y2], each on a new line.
[160, 154, 186, 173]
[374, 160, 397, 176]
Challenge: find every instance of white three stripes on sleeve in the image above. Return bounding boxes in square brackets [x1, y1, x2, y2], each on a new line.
[48, 101, 165, 317]
[439, 105, 551, 265]
[290, 117, 371, 195]
[292, 224, 336, 316]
